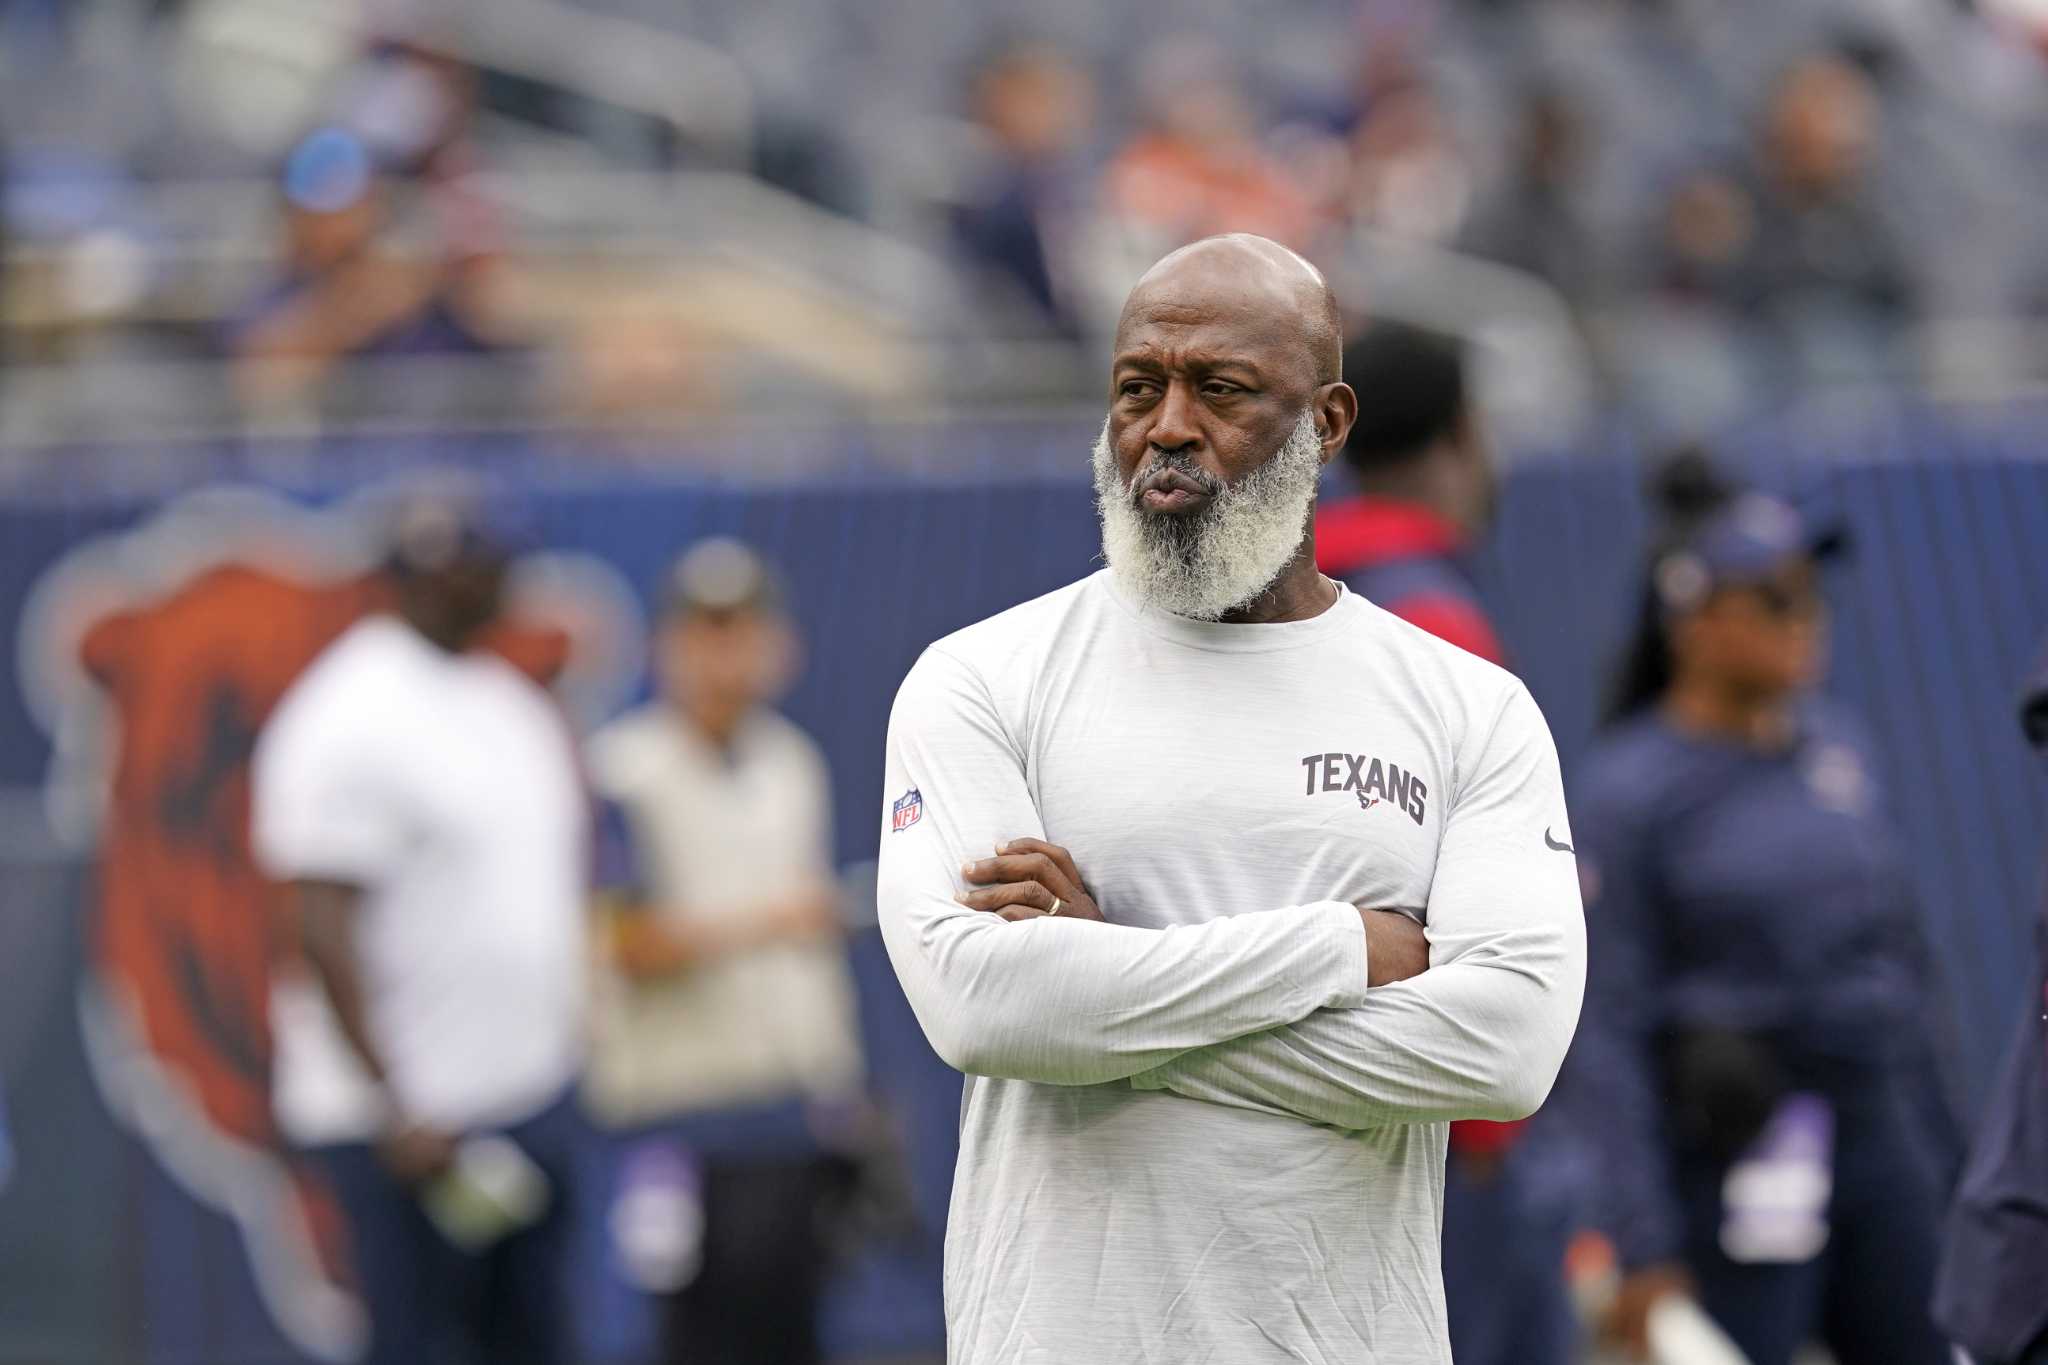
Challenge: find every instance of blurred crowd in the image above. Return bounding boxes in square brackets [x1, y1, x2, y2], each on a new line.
[7, 0, 2048, 445]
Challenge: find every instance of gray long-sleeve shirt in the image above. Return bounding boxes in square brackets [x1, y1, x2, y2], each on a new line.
[877, 572, 1586, 1364]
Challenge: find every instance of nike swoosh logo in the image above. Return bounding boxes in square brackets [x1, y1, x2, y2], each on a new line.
[1544, 827, 1575, 854]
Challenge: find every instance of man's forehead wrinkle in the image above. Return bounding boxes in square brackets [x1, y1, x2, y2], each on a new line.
[1129, 298, 1222, 325]
[1119, 291, 1303, 352]
[1112, 339, 1268, 376]
[1126, 268, 1305, 323]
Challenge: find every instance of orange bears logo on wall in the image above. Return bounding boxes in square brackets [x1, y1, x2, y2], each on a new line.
[22, 483, 641, 1360]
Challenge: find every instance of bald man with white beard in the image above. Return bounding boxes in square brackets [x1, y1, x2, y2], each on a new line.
[877, 235, 1586, 1363]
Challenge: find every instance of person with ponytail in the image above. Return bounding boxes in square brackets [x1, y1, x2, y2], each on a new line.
[1556, 452, 1957, 1365]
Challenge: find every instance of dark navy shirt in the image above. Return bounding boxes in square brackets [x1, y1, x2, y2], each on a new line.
[1561, 701, 1933, 1266]
[1934, 648, 2048, 1364]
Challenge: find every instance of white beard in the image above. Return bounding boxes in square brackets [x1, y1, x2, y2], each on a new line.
[1093, 409, 1324, 621]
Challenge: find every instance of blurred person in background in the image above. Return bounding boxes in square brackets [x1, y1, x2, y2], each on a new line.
[252, 495, 590, 1365]
[1098, 37, 1316, 252]
[1462, 79, 1601, 307]
[1315, 322, 1499, 662]
[331, 31, 507, 269]
[1338, 62, 1473, 248]
[1314, 321, 1576, 1365]
[1623, 50, 1914, 426]
[1558, 453, 1957, 1365]
[951, 42, 1095, 339]
[226, 125, 505, 416]
[1934, 641, 2048, 1365]
[586, 538, 863, 1365]
[1623, 167, 1765, 429]
[1744, 51, 1915, 382]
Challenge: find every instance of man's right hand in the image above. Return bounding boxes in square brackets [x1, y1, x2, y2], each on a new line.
[1605, 1263, 1694, 1359]
[378, 1119, 459, 1184]
[1359, 908, 1429, 988]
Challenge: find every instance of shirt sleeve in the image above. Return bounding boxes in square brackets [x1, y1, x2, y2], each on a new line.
[1127, 682, 1587, 1126]
[1546, 756, 1685, 1268]
[876, 645, 1372, 1087]
[251, 687, 408, 888]
[794, 731, 837, 883]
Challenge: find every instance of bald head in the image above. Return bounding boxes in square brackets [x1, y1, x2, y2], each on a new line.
[1101, 236, 1358, 621]
[1119, 234, 1343, 386]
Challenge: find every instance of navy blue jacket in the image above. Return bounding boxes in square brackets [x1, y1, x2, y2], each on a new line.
[1934, 650, 2048, 1363]
[1559, 701, 1937, 1268]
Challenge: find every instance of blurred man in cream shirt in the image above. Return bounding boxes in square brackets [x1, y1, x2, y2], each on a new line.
[586, 539, 862, 1365]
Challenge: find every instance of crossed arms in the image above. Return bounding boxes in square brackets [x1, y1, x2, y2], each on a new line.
[874, 647, 1587, 1131]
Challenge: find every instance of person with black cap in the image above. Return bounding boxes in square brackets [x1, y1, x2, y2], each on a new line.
[252, 491, 591, 1365]
[1314, 320, 1501, 664]
[1553, 453, 1958, 1364]
[584, 537, 863, 1365]
[1934, 642, 2048, 1365]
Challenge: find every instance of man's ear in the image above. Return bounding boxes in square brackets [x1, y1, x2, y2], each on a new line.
[1317, 382, 1359, 464]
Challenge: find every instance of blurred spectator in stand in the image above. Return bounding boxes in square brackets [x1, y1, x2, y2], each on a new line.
[1340, 61, 1473, 247]
[1934, 641, 2048, 1365]
[1099, 37, 1315, 251]
[1745, 52, 1915, 384]
[1557, 454, 1958, 1365]
[252, 494, 593, 1365]
[1314, 323, 1576, 1365]
[332, 34, 503, 259]
[1618, 168, 1765, 432]
[586, 539, 865, 1365]
[951, 43, 1095, 337]
[1463, 80, 1600, 306]
[1072, 38, 1317, 337]
[225, 126, 508, 419]
[1622, 52, 1914, 427]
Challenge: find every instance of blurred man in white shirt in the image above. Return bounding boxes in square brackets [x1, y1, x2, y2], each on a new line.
[253, 496, 589, 1365]
[586, 539, 863, 1365]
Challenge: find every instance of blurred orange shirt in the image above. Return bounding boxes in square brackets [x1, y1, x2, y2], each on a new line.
[1103, 133, 1318, 246]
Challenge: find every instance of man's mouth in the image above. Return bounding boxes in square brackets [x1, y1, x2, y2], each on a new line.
[1133, 465, 1216, 515]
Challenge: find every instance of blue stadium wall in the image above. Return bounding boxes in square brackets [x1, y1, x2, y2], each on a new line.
[0, 404, 2043, 1362]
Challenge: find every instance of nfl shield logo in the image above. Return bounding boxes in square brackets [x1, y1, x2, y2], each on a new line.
[891, 787, 923, 832]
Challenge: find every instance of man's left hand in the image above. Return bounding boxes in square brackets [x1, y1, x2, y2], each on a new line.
[957, 838, 1106, 922]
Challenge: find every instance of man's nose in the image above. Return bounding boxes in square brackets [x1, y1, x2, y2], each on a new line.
[1145, 381, 1202, 455]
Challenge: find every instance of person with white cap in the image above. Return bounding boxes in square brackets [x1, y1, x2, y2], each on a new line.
[585, 538, 863, 1365]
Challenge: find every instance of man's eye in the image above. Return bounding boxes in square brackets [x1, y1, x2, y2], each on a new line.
[1203, 383, 1241, 398]
[1119, 382, 1157, 399]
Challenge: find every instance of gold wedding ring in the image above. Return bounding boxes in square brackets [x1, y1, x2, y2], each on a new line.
[1044, 897, 1062, 917]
